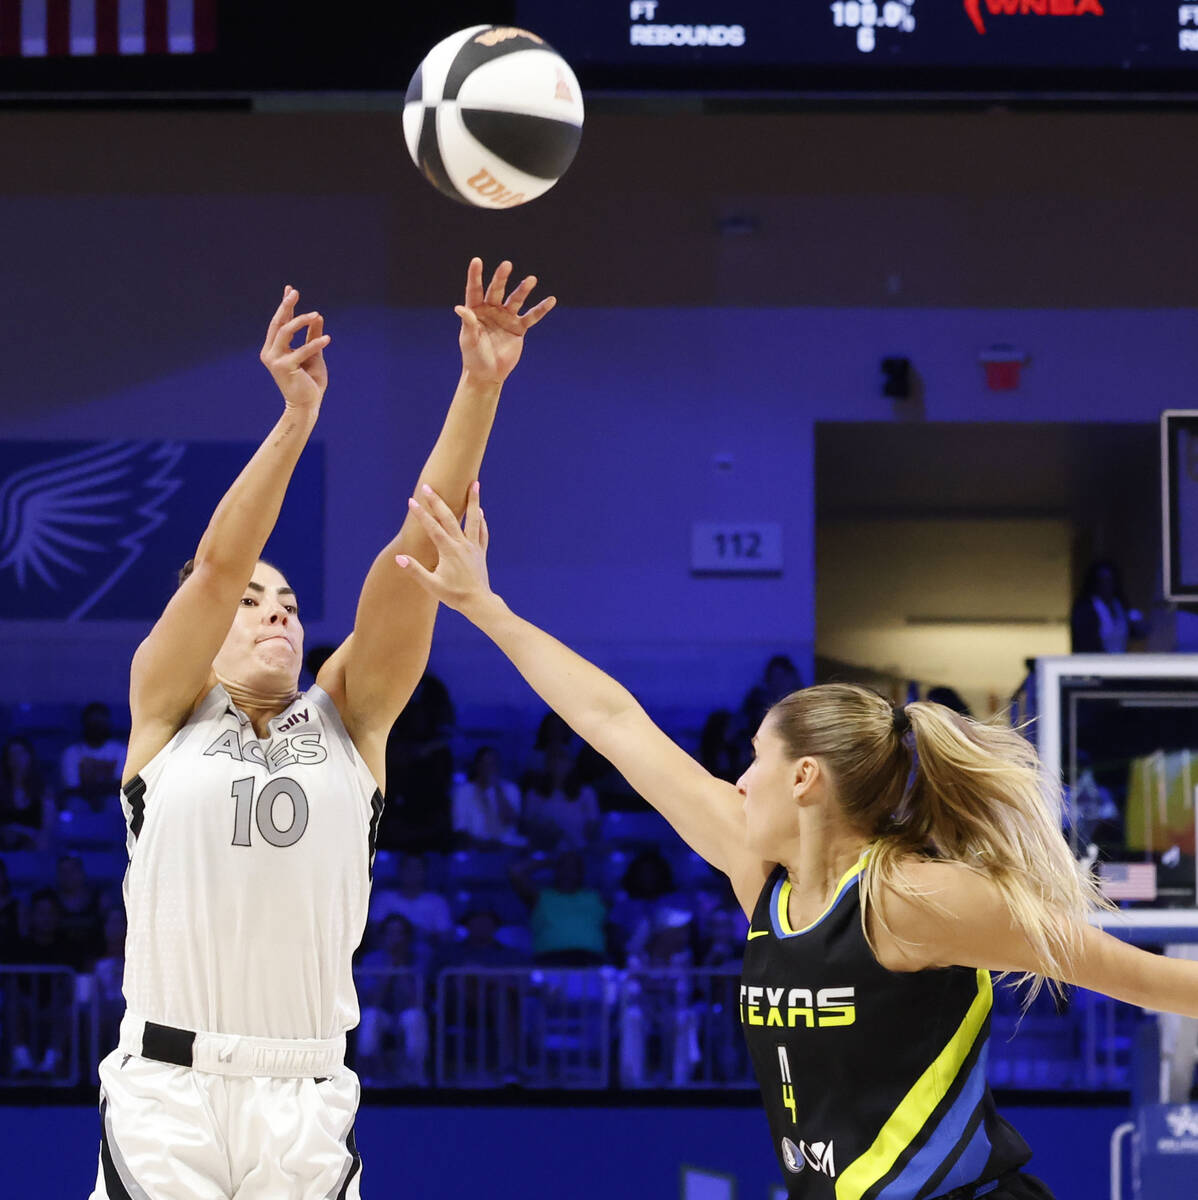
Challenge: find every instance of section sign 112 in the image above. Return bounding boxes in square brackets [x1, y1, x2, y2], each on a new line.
[691, 522, 783, 575]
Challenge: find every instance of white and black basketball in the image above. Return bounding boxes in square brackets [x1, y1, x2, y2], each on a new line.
[403, 25, 584, 209]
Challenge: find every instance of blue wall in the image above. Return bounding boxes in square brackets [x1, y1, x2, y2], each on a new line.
[6, 289, 1198, 722]
[11, 1101, 1128, 1200]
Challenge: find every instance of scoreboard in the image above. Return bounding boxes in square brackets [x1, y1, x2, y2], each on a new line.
[515, 1, 1198, 96]
[1, 2, 1195, 101]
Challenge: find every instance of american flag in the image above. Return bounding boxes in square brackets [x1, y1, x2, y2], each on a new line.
[0, 0, 216, 58]
[1099, 862, 1158, 902]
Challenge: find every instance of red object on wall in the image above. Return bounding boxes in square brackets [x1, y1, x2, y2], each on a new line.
[979, 345, 1028, 391]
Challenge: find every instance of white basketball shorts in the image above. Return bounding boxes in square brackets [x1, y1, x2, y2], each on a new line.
[89, 1048, 363, 1199]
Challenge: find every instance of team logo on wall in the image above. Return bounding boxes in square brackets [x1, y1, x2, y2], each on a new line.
[0, 441, 184, 619]
[0, 440, 325, 621]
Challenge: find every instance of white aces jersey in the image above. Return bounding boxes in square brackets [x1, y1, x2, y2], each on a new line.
[119, 685, 383, 1041]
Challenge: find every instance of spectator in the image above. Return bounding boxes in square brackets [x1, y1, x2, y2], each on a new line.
[379, 673, 455, 854]
[59, 701, 126, 814]
[52, 854, 103, 969]
[530, 710, 572, 765]
[1070, 765, 1121, 848]
[699, 909, 744, 968]
[355, 914, 429, 1085]
[509, 851, 607, 966]
[696, 909, 748, 1083]
[609, 849, 690, 967]
[698, 709, 743, 784]
[433, 908, 526, 1084]
[368, 853, 452, 946]
[1071, 559, 1147, 654]
[740, 654, 802, 733]
[0, 857, 20, 956]
[573, 740, 639, 812]
[521, 744, 599, 850]
[925, 686, 972, 718]
[435, 908, 527, 971]
[0, 735, 56, 850]
[452, 747, 526, 848]
[10, 889, 76, 1076]
[92, 906, 127, 1053]
[619, 904, 698, 1086]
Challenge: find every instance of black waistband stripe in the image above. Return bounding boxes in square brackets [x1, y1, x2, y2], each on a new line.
[140, 1021, 196, 1068]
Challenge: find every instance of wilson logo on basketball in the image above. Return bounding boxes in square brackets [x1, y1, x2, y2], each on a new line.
[466, 167, 526, 208]
[964, 0, 1104, 35]
[473, 26, 544, 47]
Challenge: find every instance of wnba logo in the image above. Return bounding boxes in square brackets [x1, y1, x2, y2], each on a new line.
[964, 0, 1105, 35]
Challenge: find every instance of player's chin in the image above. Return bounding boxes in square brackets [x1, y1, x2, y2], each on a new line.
[255, 644, 300, 676]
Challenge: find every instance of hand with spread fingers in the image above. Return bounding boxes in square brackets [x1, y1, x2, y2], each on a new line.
[456, 257, 556, 387]
[396, 480, 495, 617]
[260, 285, 331, 413]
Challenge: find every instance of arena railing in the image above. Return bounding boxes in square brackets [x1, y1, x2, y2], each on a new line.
[618, 967, 755, 1089]
[0, 965, 90, 1088]
[435, 967, 615, 1089]
[0, 963, 1139, 1094]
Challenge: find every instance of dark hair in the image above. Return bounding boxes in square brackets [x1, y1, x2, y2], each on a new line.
[380, 912, 413, 938]
[0, 735, 47, 798]
[30, 887, 62, 915]
[1077, 559, 1127, 604]
[699, 709, 741, 781]
[459, 908, 500, 930]
[622, 848, 675, 900]
[177, 557, 283, 590]
[527, 749, 586, 801]
[534, 710, 572, 752]
[924, 686, 972, 718]
[468, 746, 499, 782]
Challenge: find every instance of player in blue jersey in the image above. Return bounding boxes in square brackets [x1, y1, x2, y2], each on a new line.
[398, 483, 1198, 1200]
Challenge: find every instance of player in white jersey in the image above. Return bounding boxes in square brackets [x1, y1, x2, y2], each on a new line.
[90, 259, 555, 1200]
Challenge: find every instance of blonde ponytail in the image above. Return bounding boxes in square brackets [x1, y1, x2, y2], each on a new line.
[768, 685, 1107, 1000]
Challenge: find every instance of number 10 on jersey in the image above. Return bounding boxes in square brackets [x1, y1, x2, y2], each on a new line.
[231, 776, 310, 848]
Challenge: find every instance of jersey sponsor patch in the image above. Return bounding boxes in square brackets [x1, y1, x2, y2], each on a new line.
[781, 1137, 837, 1178]
[781, 1137, 805, 1174]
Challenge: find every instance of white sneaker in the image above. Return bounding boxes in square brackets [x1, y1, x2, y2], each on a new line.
[12, 1045, 34, 1074]
[37, 1048, 61, 1075]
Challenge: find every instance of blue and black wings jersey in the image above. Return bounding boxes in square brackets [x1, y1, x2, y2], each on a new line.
[740, 857, 1032, 1199]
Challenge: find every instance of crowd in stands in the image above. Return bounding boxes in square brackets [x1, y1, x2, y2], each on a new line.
[0, 605, 1144, 1083]
[0, 661, 808, 1081]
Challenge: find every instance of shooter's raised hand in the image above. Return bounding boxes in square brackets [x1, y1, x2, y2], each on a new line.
[456, 258, 555, 386]
[260, 285, 331, 413]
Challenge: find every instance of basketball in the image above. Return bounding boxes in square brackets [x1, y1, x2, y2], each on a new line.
[403, 25, 584, 210]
